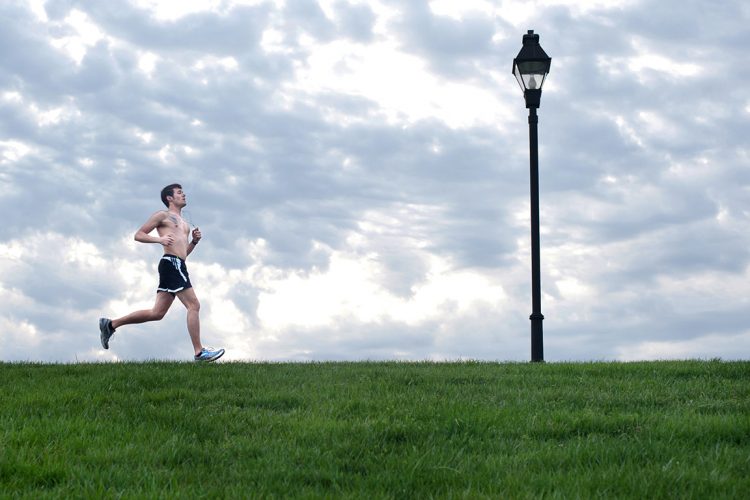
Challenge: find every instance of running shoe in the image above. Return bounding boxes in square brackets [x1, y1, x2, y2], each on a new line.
[194, 347, 225, 362]
[99, 318, 115, 349]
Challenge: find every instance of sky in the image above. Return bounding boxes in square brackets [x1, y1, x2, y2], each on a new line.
[1, 0, 749, 363]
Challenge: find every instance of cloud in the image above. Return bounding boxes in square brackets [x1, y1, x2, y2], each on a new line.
[616, 331, 750, 361]
[1, 0, 749, 362]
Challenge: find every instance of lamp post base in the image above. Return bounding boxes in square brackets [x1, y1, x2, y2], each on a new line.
[530, 313, 544, 362]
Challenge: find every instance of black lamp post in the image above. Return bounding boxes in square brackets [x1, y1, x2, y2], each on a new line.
[513, 30, 551, 363]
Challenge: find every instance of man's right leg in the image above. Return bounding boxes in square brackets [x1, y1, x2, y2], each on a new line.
[111, 292, 175, 330]
[101, 292, 175, 349]
[99, 292, 174, 342]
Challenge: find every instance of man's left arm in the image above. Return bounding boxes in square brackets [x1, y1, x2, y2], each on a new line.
[187, 227, 202, 257]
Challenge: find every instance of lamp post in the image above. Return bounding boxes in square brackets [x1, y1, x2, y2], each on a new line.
[513, 30, 551, 362]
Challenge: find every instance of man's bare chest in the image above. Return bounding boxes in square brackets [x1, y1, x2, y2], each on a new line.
[160, 213, 189, 237]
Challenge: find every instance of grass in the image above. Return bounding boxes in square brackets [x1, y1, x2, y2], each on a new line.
[1, 360, 749, 498]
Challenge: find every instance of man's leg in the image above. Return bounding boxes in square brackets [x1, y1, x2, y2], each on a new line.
[111, 292, 175, 330]
[176, 288, 202, 356]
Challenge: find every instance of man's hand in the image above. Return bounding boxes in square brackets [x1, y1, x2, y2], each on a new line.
[160, 234, 175, 247]
[191, 227, 202, 244]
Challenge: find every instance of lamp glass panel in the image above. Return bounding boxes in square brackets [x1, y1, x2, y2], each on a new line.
[517, 60, 549, 75]
[514, 66, 525, 90]
[514, 60, 549, 90]
[523, 73, 547, 90]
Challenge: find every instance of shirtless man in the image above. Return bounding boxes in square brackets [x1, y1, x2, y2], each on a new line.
[99, 183, 225, 362]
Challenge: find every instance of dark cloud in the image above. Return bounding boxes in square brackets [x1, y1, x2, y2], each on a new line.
[385, 1, 508, 77]
[281, 0, 337, 41]
[0, 4, 73, 99]
[332, 0, 376, 43]
[53, 1, 271, 53]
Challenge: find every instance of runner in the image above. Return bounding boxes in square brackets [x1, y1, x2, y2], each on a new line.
[99, 183, 224, 362]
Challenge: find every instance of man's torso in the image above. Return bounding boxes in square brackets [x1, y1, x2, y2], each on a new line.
[157, 211, 191, 259]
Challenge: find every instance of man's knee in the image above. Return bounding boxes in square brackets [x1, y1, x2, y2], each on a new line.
[187, 299, 200, 313]
[152, 310, 167, 321]
[177, 289, 200, 313]
[152, 306, 170, 320]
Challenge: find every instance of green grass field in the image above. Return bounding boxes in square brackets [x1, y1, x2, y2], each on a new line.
[1, 360, 748, 498]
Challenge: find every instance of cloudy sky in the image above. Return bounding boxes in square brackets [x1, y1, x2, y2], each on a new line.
[1, 0, 748, 363]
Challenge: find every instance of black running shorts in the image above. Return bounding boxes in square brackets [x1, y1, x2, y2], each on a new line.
[157, 255, 192, 295]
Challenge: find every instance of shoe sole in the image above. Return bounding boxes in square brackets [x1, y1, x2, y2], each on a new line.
[99, 318, 111, 349]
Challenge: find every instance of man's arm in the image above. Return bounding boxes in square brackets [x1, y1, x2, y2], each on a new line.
[186, 227, 202, 257]
[134, 211, 172, 246]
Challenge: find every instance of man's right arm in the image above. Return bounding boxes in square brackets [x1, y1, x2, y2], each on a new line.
[134, 211, 172, 246]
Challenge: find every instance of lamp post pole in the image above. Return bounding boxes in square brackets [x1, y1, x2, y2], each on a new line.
[528, 104, 544, 362]
[512, 30, 550, 363]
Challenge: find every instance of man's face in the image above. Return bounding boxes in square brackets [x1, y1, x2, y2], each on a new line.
[170, 188, 187, 207]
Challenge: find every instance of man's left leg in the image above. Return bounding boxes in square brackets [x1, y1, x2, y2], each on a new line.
[177, 287, 225, 362]
[176, 287, 202, 356]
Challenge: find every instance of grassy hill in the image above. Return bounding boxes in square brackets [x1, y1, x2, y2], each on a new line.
[2, 360, 748, 498]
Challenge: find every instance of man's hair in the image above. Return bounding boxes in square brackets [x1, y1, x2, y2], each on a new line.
[161, 183, 182, 207]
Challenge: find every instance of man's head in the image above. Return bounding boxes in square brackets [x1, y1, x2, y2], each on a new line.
[161, 183, 185, 208]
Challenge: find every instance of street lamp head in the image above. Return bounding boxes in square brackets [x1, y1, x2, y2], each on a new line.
[512, 30, 551, 108]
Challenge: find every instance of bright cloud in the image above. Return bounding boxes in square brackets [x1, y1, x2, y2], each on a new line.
[289, 39, 513, 128]
[257, 249, 507, 329]
[617, 332, 750, 361]
[49, 9, 107, 64]
[0, 140, 32, 163]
